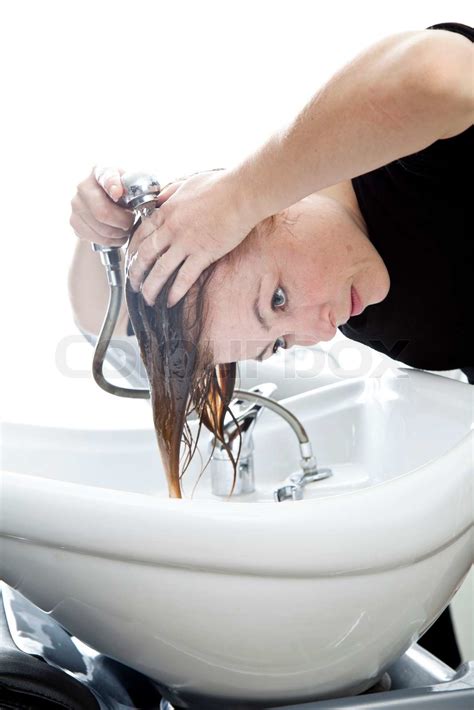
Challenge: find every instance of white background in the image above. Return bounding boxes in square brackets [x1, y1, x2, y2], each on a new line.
[1, 0, 472, 426]
[1, 0, 472, 658]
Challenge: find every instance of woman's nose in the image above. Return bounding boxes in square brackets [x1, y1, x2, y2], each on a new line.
[318, 325, 337, 342]
[292, 334, 320, 347]
[290, 310, 337, 345]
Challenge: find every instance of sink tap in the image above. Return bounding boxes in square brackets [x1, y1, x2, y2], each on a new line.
[209, 383, 277, 496]
[209, 383, 332, 500]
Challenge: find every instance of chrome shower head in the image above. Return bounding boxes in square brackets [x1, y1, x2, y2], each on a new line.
[118, 171, 161, 217]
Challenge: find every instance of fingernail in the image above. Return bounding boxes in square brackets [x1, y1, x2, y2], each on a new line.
[109, 185, 120, 202]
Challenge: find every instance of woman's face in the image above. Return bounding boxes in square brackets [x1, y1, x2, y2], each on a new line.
[203, 193, 390, 364]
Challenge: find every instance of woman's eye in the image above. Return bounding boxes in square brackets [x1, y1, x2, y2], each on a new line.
[272, 336, 287, 354]
[271, 286, 286, 309]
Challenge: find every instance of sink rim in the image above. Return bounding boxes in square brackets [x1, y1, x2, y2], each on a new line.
[2, 368, 472, 503]
[2, 368, 473, 576]
[2, 429, 472, 576]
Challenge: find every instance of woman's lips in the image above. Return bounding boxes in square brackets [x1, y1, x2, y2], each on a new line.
[350, 286, 365, 317]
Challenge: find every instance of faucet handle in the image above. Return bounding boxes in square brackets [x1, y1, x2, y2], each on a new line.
[211, 383, 278, 458]
[229, 382, 278, 423]
[224, 383, 278, 446]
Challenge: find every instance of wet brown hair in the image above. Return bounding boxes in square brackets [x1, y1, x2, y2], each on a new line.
[125, 260, 237, 498]
[125, 212, 286, 498]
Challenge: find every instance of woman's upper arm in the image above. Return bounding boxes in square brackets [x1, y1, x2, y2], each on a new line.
[408, 29, 473, 139]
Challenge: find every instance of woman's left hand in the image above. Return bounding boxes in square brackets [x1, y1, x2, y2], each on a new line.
[126, 168, 259, 307]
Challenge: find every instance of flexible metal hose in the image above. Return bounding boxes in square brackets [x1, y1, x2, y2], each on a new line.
[92, 282, 150, 399]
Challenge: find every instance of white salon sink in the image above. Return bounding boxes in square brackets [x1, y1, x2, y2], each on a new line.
[1, 368, 473, 708]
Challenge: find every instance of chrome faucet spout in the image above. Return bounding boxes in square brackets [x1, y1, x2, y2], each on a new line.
[209, 383, 331, 500]
[232, 388, 317, 470]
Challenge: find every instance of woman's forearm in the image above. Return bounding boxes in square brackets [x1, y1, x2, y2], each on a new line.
[68, 240, 129, 336]
[231, 30, 472, 220]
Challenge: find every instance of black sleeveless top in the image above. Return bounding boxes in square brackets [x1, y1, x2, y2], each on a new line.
[339, 22, 473, 383]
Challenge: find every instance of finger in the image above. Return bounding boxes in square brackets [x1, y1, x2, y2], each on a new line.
[72, 194, 131, 242]
[78, 181, 133, 231]
[70, 212, 127, 248]
[130, 244, 185, 304]
[127, 209, 165, 254]
[127, 227, 175, 292]
[155, 181, 182, 206]
[167, 255, 211, 308]
[94, 165, 125, 202]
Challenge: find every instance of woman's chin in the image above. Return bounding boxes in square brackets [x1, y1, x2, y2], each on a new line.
[367, 265, 391, 307]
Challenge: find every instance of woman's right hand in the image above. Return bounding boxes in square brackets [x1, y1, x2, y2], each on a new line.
[70, 166, 134, 247]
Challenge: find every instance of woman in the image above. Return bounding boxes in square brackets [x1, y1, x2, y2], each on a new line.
[69, 22, 473, 669]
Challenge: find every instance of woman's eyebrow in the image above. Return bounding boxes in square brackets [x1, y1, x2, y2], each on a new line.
[253, 277, 271, 332]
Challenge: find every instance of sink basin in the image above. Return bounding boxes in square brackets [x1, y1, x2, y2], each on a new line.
[1, 368, 473, 708]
